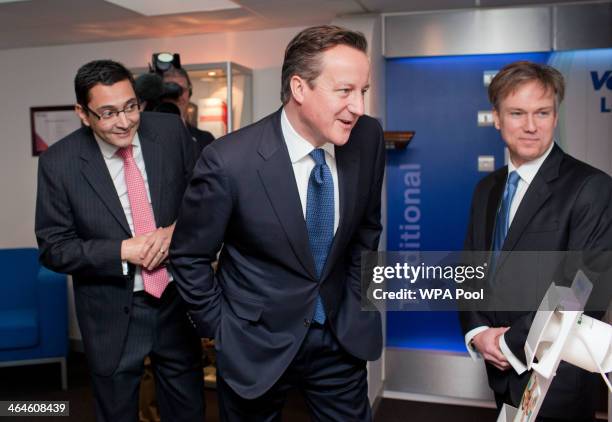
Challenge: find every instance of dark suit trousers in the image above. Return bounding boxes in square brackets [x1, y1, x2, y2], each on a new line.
[89, 283, 204, 422]
[217, 323, 371, 422]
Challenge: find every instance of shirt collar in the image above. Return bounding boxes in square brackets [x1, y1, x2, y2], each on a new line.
[94, 131, 141, 159]
[280, 107, 335, 163]
[508, 141, 555, 185]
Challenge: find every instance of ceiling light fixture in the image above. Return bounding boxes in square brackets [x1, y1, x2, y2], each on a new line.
[103, 0, 240, 16]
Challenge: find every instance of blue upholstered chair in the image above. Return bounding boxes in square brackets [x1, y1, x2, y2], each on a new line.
[0, 248, 68, 389]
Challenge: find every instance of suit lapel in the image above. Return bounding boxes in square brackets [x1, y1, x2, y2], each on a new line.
[138, 128, 163, 225]
[502, 176, 551, 254]
[502, 146, 561, 253]
[320, 142, 359, 280]
[79, 131, 131, 235]
[257, 111, 318, 280]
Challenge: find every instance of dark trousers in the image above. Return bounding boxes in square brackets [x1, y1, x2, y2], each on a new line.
[89, 284, 204, 422]
[217, 322, 371, 422]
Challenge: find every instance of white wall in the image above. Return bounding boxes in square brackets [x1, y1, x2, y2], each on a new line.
[0, 26, 305, 248]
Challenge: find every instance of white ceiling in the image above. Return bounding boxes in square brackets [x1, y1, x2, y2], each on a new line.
[0, 0, 598, 50]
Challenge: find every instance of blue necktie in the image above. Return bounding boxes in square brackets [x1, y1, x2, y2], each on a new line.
[306, 149, 334, 324]
[491, 171, 520, 270]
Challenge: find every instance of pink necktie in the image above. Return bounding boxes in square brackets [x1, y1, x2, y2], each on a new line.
[117, 145, 169, 298]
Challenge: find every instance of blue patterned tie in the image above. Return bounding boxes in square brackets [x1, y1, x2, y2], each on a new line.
[306, 148, 334, 324]
[491, 171, 520, 270]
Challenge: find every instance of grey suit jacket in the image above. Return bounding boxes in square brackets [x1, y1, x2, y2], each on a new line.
[35, 112, 195, 376]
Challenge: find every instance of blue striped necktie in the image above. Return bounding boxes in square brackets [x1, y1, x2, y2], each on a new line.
[491, 171, 520, 270]
[306, 148, 334, 324]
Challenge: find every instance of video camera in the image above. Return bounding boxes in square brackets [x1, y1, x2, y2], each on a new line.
[134, 53, 186, 113]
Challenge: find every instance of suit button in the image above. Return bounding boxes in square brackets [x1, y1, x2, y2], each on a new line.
[123, 306, 130, 314]
[303, 318, 311, 327]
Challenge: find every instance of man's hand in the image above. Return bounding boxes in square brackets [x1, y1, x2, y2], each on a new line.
[472, 327, 511, 371]
[121, 233, 153, 266]
[141, 223, 176, 271]
[120, 224, 175, 270]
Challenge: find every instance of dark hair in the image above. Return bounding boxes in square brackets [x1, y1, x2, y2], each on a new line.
[281, 25, 367, 104]
[163, 67, 192, 97]
[488, 61, 565, 111]
[154, 101, 181, 116]
[74, 60, 135, 108]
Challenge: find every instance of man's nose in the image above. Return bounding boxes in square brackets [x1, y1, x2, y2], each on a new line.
[116, 110, 130, 127]
[348, 93, 365, 116]
[523, 114, 537, 132]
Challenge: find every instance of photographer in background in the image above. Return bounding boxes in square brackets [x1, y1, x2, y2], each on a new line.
[133, 73, 181, 116]
[135, 54, 215, 154]
[162, 67, 215, 153]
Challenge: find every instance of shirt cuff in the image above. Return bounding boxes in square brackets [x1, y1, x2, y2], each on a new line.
[121, 260, 129, 276]
[499, 333, 527, 375]
[465, 326, 489, 360]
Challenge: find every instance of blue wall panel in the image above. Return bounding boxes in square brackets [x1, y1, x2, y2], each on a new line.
[385, 52, 550, 351]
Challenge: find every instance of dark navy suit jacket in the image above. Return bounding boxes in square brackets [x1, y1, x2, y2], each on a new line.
[170, 109, 385, 399]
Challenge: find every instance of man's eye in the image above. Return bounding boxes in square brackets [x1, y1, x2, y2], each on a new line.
[510, 111, 523, 117]
[125, 103, 138, 112]
[100, 111, 116, 119]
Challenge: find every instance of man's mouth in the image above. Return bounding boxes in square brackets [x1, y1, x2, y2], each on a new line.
[113, 129, 133, 137]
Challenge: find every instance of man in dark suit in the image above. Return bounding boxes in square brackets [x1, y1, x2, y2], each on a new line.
[170, 25, 384, 421]
[35, 60, 204, 422]
[461, 61, 612, 421]
[162, 66, 215, 153]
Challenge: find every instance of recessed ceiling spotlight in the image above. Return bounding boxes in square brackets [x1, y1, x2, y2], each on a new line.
[104, 0, 240, 16]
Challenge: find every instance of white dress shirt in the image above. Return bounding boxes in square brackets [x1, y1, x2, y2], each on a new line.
[280, 108, 340, 233]
[95, 133, 172, 292]
[465, 141, 555, 374]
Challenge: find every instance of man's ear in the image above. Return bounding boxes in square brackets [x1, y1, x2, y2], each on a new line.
[289, 75, 307, 105]
[75, 104, 91, 127]
[492, 108, 501, 130]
